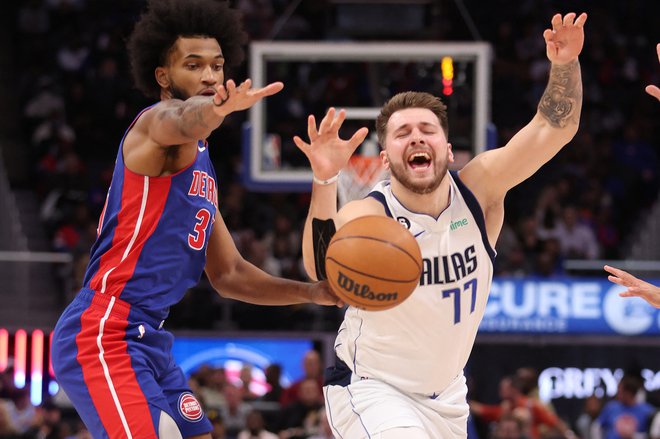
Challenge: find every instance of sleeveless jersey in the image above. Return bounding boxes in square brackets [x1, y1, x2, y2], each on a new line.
[333, 171, 496, 395]
[81, 107, 218, 321]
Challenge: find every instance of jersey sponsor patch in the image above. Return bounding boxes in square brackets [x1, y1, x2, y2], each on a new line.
[178, 392, 203, 422]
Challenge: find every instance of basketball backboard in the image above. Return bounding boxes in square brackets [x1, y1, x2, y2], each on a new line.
[244, 42, 492, 191]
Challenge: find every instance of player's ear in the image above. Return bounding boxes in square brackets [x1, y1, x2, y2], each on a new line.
[155, 67, 170, 90]
[447, 142, 454, 163]
[380, 150, 390, 169]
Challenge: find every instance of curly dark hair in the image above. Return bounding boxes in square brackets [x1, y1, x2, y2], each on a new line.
[127, 0, 247, 99]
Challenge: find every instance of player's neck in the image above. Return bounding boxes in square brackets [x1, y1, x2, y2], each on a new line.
[390, 174, 451, 218]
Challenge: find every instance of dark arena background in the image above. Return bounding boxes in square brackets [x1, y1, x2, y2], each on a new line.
[0, 1, 658, 438]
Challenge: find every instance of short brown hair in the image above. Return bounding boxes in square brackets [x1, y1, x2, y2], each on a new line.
[375, 91, 448, 148]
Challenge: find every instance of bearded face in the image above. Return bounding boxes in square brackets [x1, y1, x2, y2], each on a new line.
[381, 108, 453, 194]
[386, 148, 448, 194]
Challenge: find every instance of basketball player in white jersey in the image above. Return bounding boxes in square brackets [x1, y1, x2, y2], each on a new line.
[294, 12, 587, 439]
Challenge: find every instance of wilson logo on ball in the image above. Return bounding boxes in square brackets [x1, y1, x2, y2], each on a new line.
[337, 271, 398, 302]
[178, 392, 203, 422]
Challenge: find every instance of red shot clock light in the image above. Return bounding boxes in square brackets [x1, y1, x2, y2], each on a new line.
[441, 56, 454, 96]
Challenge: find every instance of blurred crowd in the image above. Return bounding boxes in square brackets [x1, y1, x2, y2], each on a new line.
[8, 0, 660, 330]
[5, 353, 660, 439]
[0, 349, 334, 439]
[469, 366, 660, 439]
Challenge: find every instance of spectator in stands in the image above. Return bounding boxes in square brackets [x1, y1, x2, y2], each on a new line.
[207, 409, 227, 439]
[0, 398, 18, 438]
[5, 388, 38, 435]
[237, 410, 278, 439]
[308, 408, 334, 439]
[470, 375, 575, 439]
[492, 413, 528, 439]
[576, 395, 604, 439]
[605, 265, 660, 308]
[260, 363, 285, 403]
[593, 375, 654, 439]
[239, 364, 259, 402]
[535, 185, 563, 241]
[30, 401, 66, 439]
[553, 205, 600, 259]
[517, 216, 544, 266]
[220, 385, 252, 439]
[533, 237, 564, 278]
[278, 378, 324, 439]
[197, 366, 229, 410]
[280, 350, 323, 407]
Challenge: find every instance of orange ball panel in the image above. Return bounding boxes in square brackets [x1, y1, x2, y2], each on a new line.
[325, 216, 422, 311]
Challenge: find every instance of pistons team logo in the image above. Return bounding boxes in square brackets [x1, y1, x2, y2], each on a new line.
[178, 393, 203, 422]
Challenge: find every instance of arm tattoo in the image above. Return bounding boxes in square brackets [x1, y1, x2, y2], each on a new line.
[538, 60, 583, 128]
[177, 99, 211, 138]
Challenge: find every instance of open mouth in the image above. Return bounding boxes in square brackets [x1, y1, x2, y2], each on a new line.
[199, 89, 216, 96]
[407, 151, 432, 171]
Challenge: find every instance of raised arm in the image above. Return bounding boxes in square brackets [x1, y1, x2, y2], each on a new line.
[204, 212, 342, 306]
[146, 79, 283, 147]
[293, 108, 369, 279]
[460, 12, 586, 203]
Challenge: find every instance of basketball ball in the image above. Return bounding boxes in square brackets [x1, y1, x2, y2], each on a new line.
[325, 215, 422, 311]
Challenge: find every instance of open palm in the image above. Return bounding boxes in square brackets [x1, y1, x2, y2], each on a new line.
[605, 265, 660, 308]
[294, 108, 369, 180]
[213, 79, 284, 115]
[543, 12, 587, 65]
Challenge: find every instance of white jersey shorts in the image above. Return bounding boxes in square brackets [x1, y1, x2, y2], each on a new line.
[323, 357, 469, 439]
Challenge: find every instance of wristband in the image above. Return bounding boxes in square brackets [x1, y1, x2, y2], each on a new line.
[312, 173, 340, 186]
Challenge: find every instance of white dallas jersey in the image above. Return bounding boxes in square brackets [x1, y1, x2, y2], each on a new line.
[333, 171, 495, 396]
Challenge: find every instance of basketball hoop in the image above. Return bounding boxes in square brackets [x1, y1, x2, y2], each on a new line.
[337, 155, 388, 207]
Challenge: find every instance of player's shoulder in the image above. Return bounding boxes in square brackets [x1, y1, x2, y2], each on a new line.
[336, 197, 386, 229]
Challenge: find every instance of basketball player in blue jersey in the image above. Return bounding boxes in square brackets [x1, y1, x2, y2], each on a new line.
[294, 12, 587, 439]
[50, 1, 341, 438]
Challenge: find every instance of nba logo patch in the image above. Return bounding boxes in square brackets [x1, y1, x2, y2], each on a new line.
[178, 393, 203, 422]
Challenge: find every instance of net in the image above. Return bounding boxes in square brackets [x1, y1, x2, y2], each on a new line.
[337, 155, 389, 207]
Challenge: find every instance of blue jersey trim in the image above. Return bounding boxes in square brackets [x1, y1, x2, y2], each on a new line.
[451, 171, 496, 263]
[324, 355, 352, 387]
[366, 191, 393, 218]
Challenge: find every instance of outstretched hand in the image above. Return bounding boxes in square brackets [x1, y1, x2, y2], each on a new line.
[293, 108, 369, 181]
[646, 43, 660, 101]
[543, 12, 587, 65]
[604, 265, 660, 308]
[212, 79, 284, 116]
[310, 281, 345, 307]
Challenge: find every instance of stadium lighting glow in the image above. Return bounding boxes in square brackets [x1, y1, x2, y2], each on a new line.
[0, 329, 7, 372]
[441, 56, 454, 96]
[31, 330, 44, 406]
[14, 329, 27, 389]
[49, 330, 55, 378]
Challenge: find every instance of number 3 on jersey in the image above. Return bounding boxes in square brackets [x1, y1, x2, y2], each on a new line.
[188, 208, 211, 250]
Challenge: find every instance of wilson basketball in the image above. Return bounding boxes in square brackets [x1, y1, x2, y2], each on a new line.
[325, 216, 422, 311]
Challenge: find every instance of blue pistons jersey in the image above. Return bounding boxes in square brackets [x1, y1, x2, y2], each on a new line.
[51, 106, 217, 438]
[83, 106, 218, 321]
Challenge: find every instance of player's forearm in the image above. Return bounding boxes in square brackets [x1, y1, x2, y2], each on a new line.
[212, 259, 312, 305]
[537, 59, 582, 138]
[302, 182, 338, 279]
[159, 96, 225, 142]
